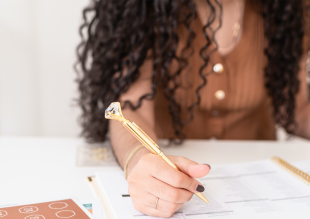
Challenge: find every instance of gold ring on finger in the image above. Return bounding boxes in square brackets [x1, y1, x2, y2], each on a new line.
[155, 197, 159, 209]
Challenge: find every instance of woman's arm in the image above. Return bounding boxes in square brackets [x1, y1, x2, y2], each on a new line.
[109, 57, 155, 170]
[295, 55, 310, 139]
[109, 58, 210, 218]
[295, 103, 310, 139]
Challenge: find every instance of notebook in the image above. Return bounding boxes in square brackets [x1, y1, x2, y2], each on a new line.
[0, 197, 95, 219]
[88, 157, 310, 219]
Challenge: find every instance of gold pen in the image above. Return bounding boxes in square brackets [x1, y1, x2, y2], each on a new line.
[105, 102, 209, 204]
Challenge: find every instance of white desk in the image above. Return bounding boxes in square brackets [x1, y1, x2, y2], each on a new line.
[0, 137, 309, 204]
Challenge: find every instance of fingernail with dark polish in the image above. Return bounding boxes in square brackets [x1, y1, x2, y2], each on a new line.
[196, 185, 205, 192]
[204, 164, 211, 170]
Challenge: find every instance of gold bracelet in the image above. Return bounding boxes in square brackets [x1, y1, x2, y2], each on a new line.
[124, 145, 144, 180]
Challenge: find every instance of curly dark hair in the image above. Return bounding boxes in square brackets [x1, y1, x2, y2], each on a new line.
[76, 0, 306, 143]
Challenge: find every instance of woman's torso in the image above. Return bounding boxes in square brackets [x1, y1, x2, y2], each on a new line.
[154, 0, 276, 140]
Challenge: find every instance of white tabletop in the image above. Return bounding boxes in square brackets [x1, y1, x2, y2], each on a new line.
[0, 137, 309, 204]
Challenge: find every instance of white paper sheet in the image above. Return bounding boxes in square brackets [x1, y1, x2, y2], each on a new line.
[96, 160, 310, 219]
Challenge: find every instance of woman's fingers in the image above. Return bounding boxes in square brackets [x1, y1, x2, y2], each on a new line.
[143, 154, 205, 193]
[169, 155, 211, 178]
[127, 153, 210, 217]
[129, 175, 193, 203]
[132, 192, 183, 213]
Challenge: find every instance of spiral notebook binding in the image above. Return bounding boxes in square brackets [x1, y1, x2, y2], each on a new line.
[271, 156, 310, 185]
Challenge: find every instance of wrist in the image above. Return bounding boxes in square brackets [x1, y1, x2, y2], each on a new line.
[126, 147, 149, 177]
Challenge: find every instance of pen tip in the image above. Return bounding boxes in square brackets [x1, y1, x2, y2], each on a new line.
[195, 192, 210, 204]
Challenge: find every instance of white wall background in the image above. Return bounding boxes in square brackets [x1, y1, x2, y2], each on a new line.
[0, 0, 89, 136]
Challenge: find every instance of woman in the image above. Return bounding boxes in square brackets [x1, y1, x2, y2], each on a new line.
[77, 0, 310, 217]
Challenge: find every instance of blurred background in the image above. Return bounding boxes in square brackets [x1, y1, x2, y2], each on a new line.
[0, 0, 88, 137]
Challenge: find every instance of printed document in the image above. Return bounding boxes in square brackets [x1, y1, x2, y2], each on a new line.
[96, 160, 310, 219]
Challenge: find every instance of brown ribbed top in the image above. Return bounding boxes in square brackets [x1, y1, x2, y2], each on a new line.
[153, 1, 308, 140]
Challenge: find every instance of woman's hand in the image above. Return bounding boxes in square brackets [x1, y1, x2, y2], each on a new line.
[127, 153, 211, 218]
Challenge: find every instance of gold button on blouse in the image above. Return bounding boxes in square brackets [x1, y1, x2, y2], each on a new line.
[212, 110, 219, 116]
[213, 63, 224, 73]
[215, 90, 225, 100]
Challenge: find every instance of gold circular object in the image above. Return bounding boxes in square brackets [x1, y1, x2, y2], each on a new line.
[215, 90, 225, 100]
[213, 63, 224, 73]
[155, 197, 159, 209]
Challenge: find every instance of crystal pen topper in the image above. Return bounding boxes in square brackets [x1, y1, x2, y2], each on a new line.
[105, 102, 126, 122]
[105, 102, 210, 204]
